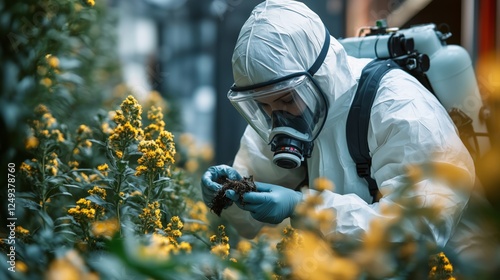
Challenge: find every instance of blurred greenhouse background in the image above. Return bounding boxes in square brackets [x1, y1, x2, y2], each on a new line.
[107, 0, 499, 166]
[1, 0, 499, 279]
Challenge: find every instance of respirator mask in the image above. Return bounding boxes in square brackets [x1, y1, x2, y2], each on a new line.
[227, 27, 330, 169]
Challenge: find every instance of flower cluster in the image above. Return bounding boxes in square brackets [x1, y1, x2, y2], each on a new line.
[45, 250, 98, 280]
[429, 252, 455, 280]
[96, 163, 109, 177]
[139, 201, 163, 232]
[274, 225, 303, 278]
[144, 106, 165, 140]
[38, 54, 60, 89]
[91, 218, 120, 239]
[20, 160, 37, 180]
[73, 124, 93, 155]
[45, 152, 60, 176]
[164, 216, 190, 250]
[68, 198, 98, 221]
[135, 103, 176, 178]
[137, 216, 191, 262]
[68, 187, 107, 222]
[88, 186, 107, 200]
[139, 232, 191, 262]
[210, 225, 230, 259]
[26, 104, 65, 150]
[135, 140, 170, 177]
[109, 95, 144, 158]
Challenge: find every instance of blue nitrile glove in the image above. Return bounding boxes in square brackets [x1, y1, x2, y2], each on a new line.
[226, 182, 303, 224]
[201, 165, 242, 208]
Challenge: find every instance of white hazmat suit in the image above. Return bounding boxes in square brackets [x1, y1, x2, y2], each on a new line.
[218, 0, 495, 273]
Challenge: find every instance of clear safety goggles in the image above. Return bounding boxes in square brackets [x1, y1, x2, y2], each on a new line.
[227, 72, 329, 143]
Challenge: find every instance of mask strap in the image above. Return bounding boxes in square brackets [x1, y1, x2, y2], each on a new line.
[307, 26, 330, 76]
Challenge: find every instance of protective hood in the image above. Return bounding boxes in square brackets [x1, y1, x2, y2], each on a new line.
[231, 0, 357, 111]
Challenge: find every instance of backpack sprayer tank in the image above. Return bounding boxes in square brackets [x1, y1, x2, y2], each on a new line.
[338, 22, 491, 159]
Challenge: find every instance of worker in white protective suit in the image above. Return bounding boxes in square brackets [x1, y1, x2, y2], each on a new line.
[201, 0, 497, 274]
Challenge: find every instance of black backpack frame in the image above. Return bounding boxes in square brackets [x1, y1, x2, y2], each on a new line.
[346, 54, 435, 203]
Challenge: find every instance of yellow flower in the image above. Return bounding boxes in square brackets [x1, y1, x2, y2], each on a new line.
[67, 161, 78, 169]
[144, 106, 165, 140]
[35, 104, 49, 114]
[25, 136, 39, 149]
[178, 241, 192, 253]
[130, 190, 142, 196]
[42, 113, 56, 127]
[211, 243, 230, 258]
[139, 201, 163, 231]
[97, 163, 108, 171]
[51, 129, 65, 142]
[15, 226, 30, 236]
[286, 231, 359, 280]
[209, 235, 217, 243]
[45, 250, 93, 280]
[429, 252, 455, 280]
[101, 122, 113, 134]
[313, 177, 334, 192]
[96, 163, 109, 176]
[45, 258, 80, 280]
[68, 195, 104, 222]
[17, 261, 27, 273]
[46, 54, 59, 68]
[135, 139, 174, 176]
[210, 224, 231, 259]
[86, 0, 95, 7]
[46, 166, 57, 176]
[112, 110, 125, 125]
[108, 96, 144, 157]
[88, 186, 107, 199]
[237, 240, 252, 255]
[40, 77, 52, 87]
[91, 219, 119, 239]
[20, 162, 36, 178]
[77, 124, 92, 135]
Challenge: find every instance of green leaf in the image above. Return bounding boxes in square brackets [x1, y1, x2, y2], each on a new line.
[18, 197, 41, 211]
[87, 195, 112, 208]
[48, 191, 72, 199]
[62, 184, 84, 190]
[57, 72, 84, 85]
[89, 139, 106, 147]
[117, 160, 129, 172]
[55, 230, 78, 236]
[37, 210, 54, 229]
[154, 176, 171, 184]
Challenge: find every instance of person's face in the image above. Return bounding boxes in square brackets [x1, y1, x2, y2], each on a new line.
[255, 90, 307, 117]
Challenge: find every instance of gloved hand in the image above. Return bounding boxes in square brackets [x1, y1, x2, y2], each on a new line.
[201, 165, 242, 208]
[226, 182, 302, 224]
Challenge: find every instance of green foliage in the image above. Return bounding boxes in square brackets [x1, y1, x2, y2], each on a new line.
[1, 1, 499, 279]
[0, 0, 121, 169]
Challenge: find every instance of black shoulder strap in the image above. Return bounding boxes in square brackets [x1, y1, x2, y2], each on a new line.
[346, 59, 402, 203]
